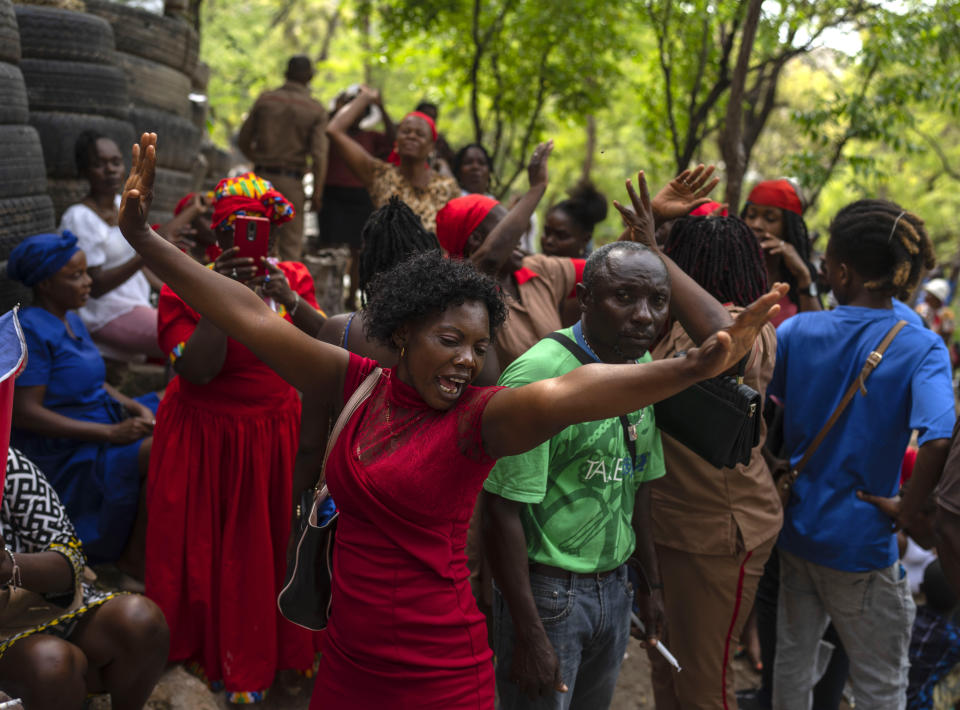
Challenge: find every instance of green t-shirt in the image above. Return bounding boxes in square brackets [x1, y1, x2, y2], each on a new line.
[483, 327, 665, 573]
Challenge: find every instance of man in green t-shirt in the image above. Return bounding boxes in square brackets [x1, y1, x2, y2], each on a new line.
[483, 239, 740, 709]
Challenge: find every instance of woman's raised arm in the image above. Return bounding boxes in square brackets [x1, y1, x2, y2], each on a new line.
[326, 87, 383, 190]
[481, 282, 787, 459]
[118, 133, 348, 395]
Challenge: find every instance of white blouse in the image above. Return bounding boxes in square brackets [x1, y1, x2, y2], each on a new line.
[59, 195, 152, 333]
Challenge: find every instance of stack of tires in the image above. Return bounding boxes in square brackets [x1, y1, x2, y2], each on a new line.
[15, 3, 135, 222]
[85, 0, 202, 224]
[0, 0, 56, 312]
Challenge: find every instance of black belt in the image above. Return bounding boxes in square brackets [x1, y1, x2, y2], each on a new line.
[530, 562, 617, 581]
[255, 165, 304, 179]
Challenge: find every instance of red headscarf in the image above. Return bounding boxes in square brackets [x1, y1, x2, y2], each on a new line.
[210, 172, 295, 232]
[689, 200, 728, 217]
[387, 111, 439, 165]
[435, 194, 499, 257]
[746, 179, 803, 215]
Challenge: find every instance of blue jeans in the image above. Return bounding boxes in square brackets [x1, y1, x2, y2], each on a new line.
[492, 565, 632, 710]
[773, 549, 916, 710]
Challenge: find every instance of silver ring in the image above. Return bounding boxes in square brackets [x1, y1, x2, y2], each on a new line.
[231, 268, 239, 279]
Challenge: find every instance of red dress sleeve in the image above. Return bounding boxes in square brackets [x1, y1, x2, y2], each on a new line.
[278, 261, 320, 309]
[157, 284, 200, 356]
[343, 352, 380, 404]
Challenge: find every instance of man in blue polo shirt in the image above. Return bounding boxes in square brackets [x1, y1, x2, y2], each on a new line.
[770, 200, 955, 710]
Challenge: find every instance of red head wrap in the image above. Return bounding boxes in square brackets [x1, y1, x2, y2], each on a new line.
[405, 111, 438, 141]
[387, 111, 439, 165]
[436, 194, 499, 257]
[746, 179, 803, 215]
[210, 172, 295, 232]
[689, 201, 728, 217]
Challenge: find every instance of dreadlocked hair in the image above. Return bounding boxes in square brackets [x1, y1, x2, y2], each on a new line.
[739, 203, 815, 305]
[550, 180, 608, 235]
[664, 217, 768, 306]
[364, 250, 507, 348]
[828, 199, 934, 300]
[358, 196, 440, 305]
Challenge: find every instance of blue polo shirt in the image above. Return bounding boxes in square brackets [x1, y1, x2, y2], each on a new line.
[769, 305, 954, 572]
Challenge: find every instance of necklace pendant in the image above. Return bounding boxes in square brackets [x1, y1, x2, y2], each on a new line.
[627, 424, 638, 441]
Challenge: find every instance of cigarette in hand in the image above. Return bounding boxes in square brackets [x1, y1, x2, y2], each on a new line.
[631, 612, 681, 672]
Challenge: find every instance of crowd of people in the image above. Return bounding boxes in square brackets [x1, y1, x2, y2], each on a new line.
[1, 52, 960, 710]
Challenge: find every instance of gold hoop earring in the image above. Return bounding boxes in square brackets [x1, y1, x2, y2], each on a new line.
[400, 346, 406, 359]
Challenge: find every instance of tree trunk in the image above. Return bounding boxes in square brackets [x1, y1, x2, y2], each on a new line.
[581, 114, 596, 182]
[719, 0, 762, 209]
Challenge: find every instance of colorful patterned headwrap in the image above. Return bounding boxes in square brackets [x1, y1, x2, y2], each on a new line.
[210, 172, 295, 232]
[7, 231, 80, 286]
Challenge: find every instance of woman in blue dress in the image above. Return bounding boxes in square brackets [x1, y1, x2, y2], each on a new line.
[6, 232, 157, 583]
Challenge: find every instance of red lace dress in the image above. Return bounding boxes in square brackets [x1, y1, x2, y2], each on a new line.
[146, 262, 321, 700]
[311, 354, 504, 709]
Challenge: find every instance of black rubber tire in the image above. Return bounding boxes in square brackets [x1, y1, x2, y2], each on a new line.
[129, 107, 200, 172]
[0, 125, 48, 199]
[152, 167, 195, 214]
[30, 112, 135, 179]
[114, 52, 190, 118]
[0, 274, 33, 313]
[83, 0, 198, 75]
[20, 59, 130, 120]
[0, 0, 20, 65]
[0, 194, 56, 258]
[15, 6, 115, 64]
[202, 144, 232, 181]
[46, 177, 88, 221]
[0, 62, 29, 125]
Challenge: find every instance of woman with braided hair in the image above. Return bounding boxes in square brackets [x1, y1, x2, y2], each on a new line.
[768, 199, 954, 709]
[741, 179, 820, 325]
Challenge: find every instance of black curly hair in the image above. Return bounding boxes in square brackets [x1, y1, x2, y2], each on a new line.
[363, 250, 507, 349]
[549, 180, 608, 235]
[664, 216, 768, 306]
[740, 200, 815, 305]
[828, 199, 935, 300]
[358, 197, 440, 305]
[75, 129, 108, 175]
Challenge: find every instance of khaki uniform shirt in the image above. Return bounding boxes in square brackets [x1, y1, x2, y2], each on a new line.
[495, 254, 577, 369]
[238, 82, 328, 174]
[650, 313, 783, 556]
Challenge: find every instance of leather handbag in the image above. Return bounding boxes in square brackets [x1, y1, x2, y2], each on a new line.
[772, 320, 907, 507]
[277, 367, 382, 631]
[654, 355, 761, 469]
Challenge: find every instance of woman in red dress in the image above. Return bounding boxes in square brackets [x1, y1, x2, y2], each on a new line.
[144, 173, 326, 703]
[121, 133, 784, 709]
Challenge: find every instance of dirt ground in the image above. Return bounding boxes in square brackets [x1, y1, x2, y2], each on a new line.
[104, 640, 765, 709]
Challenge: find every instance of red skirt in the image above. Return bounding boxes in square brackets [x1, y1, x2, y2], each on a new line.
[145, 383, 319, 694]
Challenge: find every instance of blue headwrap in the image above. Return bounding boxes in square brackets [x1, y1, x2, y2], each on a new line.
[7, 232, 81, 287]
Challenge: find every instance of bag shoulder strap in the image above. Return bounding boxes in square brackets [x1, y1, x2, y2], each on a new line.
[791, 319, 907, 477]
[314, 366, 383, 492]
[545, 332, 637, 468]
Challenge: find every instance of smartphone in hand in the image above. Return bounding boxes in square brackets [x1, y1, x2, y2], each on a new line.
[234, 215, 270, 277]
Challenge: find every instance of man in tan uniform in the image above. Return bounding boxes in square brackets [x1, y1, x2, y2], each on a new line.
[238, 55, 328, 261]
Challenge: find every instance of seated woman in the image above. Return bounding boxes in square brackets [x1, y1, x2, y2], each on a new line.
[8, 233, 158, 582]
[0, 446, 169, 710]
[59, 131, 163, 362]
[741, 179, 820, 325]
[326, 86, 460, 235]
[617, 205, 782, 710]
[146, 172, 325, 704]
